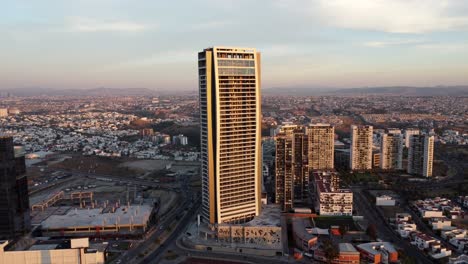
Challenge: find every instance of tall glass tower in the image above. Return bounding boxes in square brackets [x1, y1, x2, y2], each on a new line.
[198, 47, 261, 224]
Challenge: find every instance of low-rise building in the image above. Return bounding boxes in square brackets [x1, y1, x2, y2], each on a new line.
[40, 205, 156, 237]
[0, 238, 105, 264]
[291, 218, 318, 252]
[442, 229, 467, 240]
[376, 195, 396, 206]
[311, 171, 353, 216]
[337, 243, 360, 264]
[412, 232, 437, 250]
[429, 241, 452, 259]
[429, 217, 453, 230]
[450, 238, 468, 253]
[356, 242, 398, 264]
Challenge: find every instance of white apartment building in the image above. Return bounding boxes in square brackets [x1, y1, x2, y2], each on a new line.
[312, 171, 353, 216]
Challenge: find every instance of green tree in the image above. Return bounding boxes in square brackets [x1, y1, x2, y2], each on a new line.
[322, 239, 339, 264]
[366, 224, 378, 240]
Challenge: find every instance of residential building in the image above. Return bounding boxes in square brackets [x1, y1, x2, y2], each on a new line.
[172, 134, 188, 145]
[404, 128, 420, 148]
[429, 217, 452, 230]
[350, 125, 373, 170]
[311, 171, 353, 216]
[275, 125, 308, 211]
[0, 136, 30, 239]
[0, 109, 7, 118]
[198, 47, 261, 224]
[380, 133, 403, 170]
[307, 124, 334, 170]
[412, 232, 437, 249]
[407, 134, 434, 177]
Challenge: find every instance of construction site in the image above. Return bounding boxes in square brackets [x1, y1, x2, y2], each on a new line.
[26, 155, 200, 240]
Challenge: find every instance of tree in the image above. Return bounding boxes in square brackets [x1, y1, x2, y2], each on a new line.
[366, 224, 377, 240]
[322, 239, 339, 264]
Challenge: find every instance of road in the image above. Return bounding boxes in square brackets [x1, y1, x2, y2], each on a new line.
[111, 172, 197, 264]
[352, 188, 434, 264]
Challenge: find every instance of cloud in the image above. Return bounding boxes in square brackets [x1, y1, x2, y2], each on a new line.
[279, 0, 468, 33]
[68, 17, 154, 32]
[363, 39, 427, 48]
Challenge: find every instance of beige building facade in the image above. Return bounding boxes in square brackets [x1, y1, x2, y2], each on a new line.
[198, 47, 262, 224]
[350, 125, 373, 170]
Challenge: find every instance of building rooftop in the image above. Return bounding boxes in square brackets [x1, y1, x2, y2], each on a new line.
[292, 218, 317, 242]
[313, 171, 352, 194]
[41, 205, 153, 229]
[357, 242, 397, 255]
[339, 243, 359, 253]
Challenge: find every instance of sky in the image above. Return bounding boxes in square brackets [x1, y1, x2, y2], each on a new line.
[1, 0, 468, 90]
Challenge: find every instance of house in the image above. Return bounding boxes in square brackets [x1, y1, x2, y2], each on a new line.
[412, 232, 437, 250]
[429, 241, 452, 259]
[429, 217, 453, 230]
[442, 229, 466, 240]
[450, 238, 468, 253]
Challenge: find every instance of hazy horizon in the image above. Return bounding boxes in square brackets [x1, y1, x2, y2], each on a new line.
[2, 0, 468, 90]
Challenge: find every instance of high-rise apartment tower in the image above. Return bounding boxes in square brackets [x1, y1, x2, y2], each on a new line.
[350, 125, 373, 170]
[380, 133, 403, 170]
[307, 124, 334, 170]
[275, 125, 309, 211]
[198, 47, 261, 224]
[407, 134, 434, 177]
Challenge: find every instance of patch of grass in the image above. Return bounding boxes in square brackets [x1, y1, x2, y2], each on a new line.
[313, 216, 359, 231]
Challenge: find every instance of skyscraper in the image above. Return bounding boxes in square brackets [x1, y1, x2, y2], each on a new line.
[407, 134, 434, 177]
[307, 124, 334, 170]
[198, 47, 261, 224]
[0, 136, 30, 239]
[350, 125, 373, 170]
[275, 125, 308, 211]
[380, 133, 403, 170]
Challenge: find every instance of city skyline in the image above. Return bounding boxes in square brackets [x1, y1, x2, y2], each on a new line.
[2, 0, 468, 90]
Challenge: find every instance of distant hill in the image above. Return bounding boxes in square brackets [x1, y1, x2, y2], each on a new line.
[0, 87, 195, 97]
[263, 86, 468, 96]
[2, 86, 467, 97]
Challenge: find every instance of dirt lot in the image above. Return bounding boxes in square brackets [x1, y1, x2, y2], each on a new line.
[49, 155, 144, 176]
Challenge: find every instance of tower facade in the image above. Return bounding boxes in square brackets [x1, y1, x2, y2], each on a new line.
[0, 136, 30, 239]
[274, 125, 308, 211]
[198, 47, 261, 224]
[380, 133, 403, 170]
[307, 124, 334, 170]
[404, 128, 420, 148]
[407, 134, 434, 177]
[350, 125, 373, 170]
